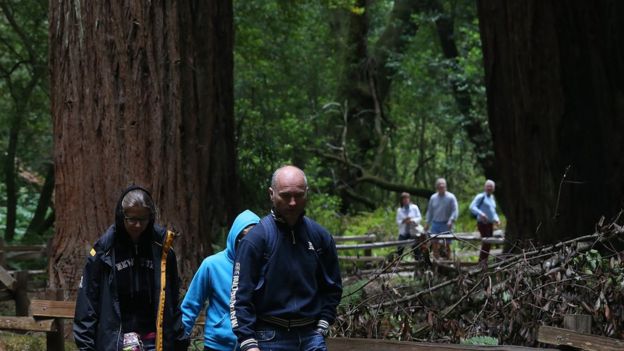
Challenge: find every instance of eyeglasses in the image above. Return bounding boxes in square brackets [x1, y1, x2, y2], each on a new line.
[124, 216, 150, 225]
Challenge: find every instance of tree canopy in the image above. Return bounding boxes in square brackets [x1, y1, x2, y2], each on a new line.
[1, 0, 622, 251]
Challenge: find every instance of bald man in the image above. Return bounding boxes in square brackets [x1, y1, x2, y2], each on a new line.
[230, 166, 342, 351]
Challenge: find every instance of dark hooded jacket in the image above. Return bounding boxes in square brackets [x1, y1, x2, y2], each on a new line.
[73, 186, 188, 351]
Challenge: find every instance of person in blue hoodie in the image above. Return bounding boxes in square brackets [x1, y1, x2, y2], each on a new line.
[181, 210, 260, 351]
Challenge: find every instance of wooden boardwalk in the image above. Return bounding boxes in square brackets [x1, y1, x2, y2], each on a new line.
[327, 337, 551, 350]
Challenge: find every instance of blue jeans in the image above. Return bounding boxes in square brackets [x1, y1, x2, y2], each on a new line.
[429, 221, 450, 235]
[255, 326, 326, 351]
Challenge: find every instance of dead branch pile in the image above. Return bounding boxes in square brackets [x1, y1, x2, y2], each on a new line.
[334, 220, 624, 346]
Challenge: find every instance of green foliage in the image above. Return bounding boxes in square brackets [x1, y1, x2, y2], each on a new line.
[388, 5, 487, 198]
[233, 0, 493, 220]
[0, 0, 50, 168]
[0, 0, 51, 243]
[340, 279, 368, 305]
[574, 249, 604, 275]
[2, 0, 496, 249]
[342, 207, 396, 240]
[0, 333, 46, 351]
[234, 0, 341, 210]
[0, 182, 49, 241]
[306, 192, 342, 235]
[0, 332, 77, 351]
[461, 336, 498, 345]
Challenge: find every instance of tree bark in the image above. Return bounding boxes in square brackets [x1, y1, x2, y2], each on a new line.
[49, 0, 237, 290]
[477, 0, 624, 245]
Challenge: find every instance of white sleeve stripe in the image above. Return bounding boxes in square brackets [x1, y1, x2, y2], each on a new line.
[241, 338, 258, 348]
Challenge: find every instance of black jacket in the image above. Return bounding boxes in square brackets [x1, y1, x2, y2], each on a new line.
[73, 186, 188, 350]
[231, 213, 342, 350]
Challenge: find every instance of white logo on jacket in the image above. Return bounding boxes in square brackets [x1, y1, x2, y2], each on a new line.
[307, 241, 315, 251]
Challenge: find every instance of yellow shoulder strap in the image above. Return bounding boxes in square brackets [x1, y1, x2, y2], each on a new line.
[156, 229, 176, 351]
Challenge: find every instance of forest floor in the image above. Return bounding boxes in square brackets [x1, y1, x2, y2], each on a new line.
[335, 220, 624, 347]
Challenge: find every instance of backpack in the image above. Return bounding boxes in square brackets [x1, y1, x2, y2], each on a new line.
[258, 215, 328, 282]
[259, 216, 325, 258]
[471, 194, 485, 219]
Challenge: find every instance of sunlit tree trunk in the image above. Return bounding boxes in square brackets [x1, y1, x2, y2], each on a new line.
[478, 0, 624, 245]
[49, 1, 237, 291]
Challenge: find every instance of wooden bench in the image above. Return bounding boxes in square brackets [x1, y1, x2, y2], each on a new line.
[0, 299, 75, 351]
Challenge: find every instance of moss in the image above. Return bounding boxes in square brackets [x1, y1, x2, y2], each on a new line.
[0, 332, 78, 351]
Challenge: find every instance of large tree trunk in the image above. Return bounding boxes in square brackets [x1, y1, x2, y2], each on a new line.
[477, 1, 624, 245]
[49, 1, 237, 291]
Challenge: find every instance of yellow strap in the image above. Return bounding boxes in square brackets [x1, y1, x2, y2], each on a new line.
[156, 229, 176, 351]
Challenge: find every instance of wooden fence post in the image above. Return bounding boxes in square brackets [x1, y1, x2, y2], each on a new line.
[563, 314, 592, 334]
[364, 235, 373, 258]
[14, 270, 30, 316]
[46, 288, 65, 351]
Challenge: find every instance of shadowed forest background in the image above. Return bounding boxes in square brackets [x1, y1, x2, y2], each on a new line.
[3, 0, 498, 274]
[1, 0, 624, 347]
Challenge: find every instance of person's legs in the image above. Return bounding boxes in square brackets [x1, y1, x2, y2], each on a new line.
[414, 233, 431, 265]
[396, 232, 411, 257]
[442, 240, 451, 259]
[478, 222, 493, 263]
[430, 222, 449, 259]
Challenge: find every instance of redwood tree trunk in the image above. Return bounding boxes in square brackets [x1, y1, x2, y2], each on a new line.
[477, 1, 624, 245]
[49, 1, 237, 290]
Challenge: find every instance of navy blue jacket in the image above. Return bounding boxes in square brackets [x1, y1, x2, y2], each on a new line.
[73, 186, 188, 351]
[230, 214, 342, 350]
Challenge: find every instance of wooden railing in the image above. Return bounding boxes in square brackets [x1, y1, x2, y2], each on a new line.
[335, 230, 505, 263]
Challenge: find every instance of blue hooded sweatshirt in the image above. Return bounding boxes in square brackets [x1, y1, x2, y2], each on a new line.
[181, 210, 260, 351]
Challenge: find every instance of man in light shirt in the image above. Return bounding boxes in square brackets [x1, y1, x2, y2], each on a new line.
[424, 178, 458, 259]
[470, 180, 500, 265]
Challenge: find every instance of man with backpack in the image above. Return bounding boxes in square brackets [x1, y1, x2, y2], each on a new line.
[469, 179, 500, 266]
[230, 165, 343, 351]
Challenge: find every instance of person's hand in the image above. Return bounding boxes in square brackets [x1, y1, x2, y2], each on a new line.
[446, 220, 454, 229]
[402, 217, 412, 224]
[494, 220, 500, 228]
[479, 213, 489, 222]
[424, 224, 429, 232]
